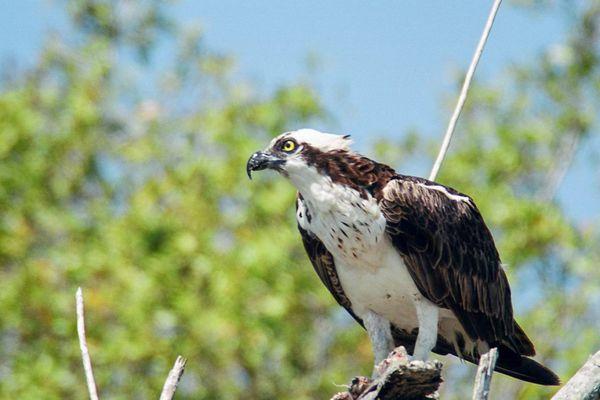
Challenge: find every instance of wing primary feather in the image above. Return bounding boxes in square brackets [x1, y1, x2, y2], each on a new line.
[379, 176, 532, 353]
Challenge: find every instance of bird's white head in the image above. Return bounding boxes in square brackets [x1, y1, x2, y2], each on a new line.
[248, 128, 395, 215]
[268, 128, 353, 153]
[246, 128, 353, 182]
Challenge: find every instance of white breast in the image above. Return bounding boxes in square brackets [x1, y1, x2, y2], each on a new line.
[296, 176, 422, 330]
[334, 241, 421, 329]
[296, 178, 385, 267]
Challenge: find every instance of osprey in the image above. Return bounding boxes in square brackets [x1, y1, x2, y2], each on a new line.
[247, 129, 559, 385]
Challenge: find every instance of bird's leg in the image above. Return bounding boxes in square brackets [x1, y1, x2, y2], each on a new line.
[363, 310, 394, 376]
[412, 294, 439, 361]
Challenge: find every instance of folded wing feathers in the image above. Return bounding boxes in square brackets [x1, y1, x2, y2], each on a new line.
[379, 176, 534, 354]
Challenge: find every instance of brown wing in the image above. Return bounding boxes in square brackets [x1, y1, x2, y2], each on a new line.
[379, 175, 534, 356]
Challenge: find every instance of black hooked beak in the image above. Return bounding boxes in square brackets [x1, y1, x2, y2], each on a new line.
[246, 151, 284, 179]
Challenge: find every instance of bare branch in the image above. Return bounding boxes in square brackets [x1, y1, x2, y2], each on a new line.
[330, 347, 442, 400]
[76, 287, 100, 400]
[552, 350, 600, 400]
[538, 131, 581, 201]
[429, 0, 502, 181]
[159, 356, 188, 400]
[472, 348, 498, 400]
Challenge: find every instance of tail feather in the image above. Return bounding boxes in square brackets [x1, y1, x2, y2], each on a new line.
[391, 325, 560, 386]
[460, 344, 560, 386]
[512, 321, 536, 356]
[494, 346, 560, 386]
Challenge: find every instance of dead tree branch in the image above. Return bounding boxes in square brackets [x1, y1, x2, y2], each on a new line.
[552, 350, 600, 400]
[76, 288, 187, 399]
[538, 130, 582, 201]
[76, 287, 100, 400]
[429, 0, 502, 181]
[330, 347, 443, 400]
[160, 356, 188, 400]
[472, 348, 498, 400]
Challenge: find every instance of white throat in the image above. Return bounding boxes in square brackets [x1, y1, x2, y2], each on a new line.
[290, 162, 386, 268]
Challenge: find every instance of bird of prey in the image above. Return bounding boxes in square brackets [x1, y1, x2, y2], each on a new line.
[246, 129, 559, 385]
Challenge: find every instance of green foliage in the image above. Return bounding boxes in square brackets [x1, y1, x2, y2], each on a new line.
[0, 3, 361, 399]
[1, 1, 599, 399]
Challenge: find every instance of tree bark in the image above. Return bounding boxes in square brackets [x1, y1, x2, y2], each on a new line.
[552, 350, 600, 400]
[330, 347, 443, 400]
[472, 348, 498, 400]
[76, 287, 100, 400]
[160, 356, 187, 400]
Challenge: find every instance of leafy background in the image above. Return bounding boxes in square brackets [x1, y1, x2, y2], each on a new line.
[0, 1, 599, 399]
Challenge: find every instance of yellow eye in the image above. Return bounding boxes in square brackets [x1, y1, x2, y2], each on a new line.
[282, 140, 296, 152]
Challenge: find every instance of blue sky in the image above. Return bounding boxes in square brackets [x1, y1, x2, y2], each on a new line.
[1, 0, 598, 221]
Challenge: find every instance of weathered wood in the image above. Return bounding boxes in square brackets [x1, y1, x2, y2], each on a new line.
[160, 356, 187, 400]
[76, 287, 100, 400]
[76, 288, 187, 400]
[330, 347, 443, 400]
[472, 348, 498, 400]
[552, 350, 600, 400]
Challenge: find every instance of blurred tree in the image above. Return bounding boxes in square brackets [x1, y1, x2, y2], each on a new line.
[0, 1, 599, 400]
[0, 1, 353, 399]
